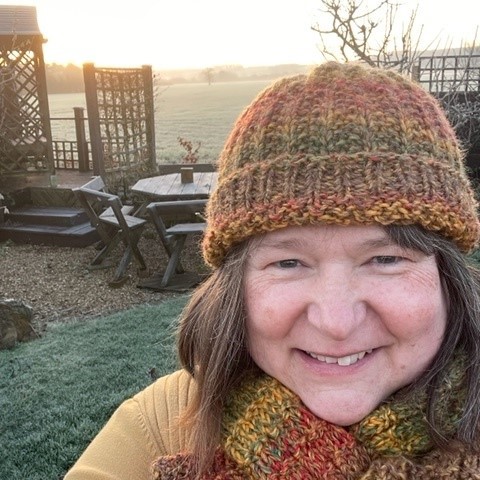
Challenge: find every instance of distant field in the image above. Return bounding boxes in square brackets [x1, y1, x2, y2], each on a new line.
[48, 79, 271, 165]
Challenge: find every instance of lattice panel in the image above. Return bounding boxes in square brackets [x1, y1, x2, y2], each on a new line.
[95, 68, 150, 174]
[0, 38, 49, 173]
[417, 55, 480, 95]
[416, 54, 480, 152]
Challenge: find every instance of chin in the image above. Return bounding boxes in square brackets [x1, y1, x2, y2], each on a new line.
[304, 399, 379, 426]
[318, 413, 367, 427]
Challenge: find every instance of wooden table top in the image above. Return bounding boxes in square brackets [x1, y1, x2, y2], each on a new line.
[131, 171, 218, 200]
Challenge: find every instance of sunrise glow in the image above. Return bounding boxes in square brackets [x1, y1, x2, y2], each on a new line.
[1, 0, 478, 70]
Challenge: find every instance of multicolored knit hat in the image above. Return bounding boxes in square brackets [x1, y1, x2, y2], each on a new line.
[203, 61, 480, 268]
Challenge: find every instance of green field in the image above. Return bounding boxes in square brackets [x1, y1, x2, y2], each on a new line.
[154, 80, 271, 163]
[49, 79, 272, 165]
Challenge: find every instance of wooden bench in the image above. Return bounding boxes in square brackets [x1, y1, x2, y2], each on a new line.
[73, 178, 147, 287]
[145, 199, 207, 289]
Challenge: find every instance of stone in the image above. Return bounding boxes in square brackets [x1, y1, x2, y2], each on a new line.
[0, 299, 37, 350]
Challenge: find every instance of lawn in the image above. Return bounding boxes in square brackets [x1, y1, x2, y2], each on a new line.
[0, 295, 188, 480]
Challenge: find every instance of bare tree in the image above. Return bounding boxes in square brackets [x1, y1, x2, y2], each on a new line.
[311, 0, 480, 153]
[202, 68, 215, 86]
[311, 0, 430, 75]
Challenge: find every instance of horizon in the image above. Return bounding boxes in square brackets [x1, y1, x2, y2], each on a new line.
[1, 0, 479, 70]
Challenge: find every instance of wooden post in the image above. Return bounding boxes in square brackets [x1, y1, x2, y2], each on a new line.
[74, 107, 89, 172]
[34, 36, 55, 178]
[83, 62, 104, 177]
[411, 63, 420, 82]
[142, 65, 157, 172]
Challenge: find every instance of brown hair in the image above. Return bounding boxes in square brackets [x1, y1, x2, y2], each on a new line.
[177, 225, 480, 473]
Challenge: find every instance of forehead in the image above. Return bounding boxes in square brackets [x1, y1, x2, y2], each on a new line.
[251, 224, 394, 250]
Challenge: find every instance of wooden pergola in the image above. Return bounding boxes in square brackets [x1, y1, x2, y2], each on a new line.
[0, 5, 53, 183]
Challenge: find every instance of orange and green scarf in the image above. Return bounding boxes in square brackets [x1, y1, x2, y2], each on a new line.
[153, 356, 479, 479]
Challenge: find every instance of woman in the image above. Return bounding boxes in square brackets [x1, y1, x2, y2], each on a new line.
[66, 62, 480, 479]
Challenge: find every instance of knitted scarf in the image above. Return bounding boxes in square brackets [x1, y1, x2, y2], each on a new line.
[152, 356, 480, 479]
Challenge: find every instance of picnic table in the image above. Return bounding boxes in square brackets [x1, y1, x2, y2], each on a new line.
[132, 169, 218, 291]
[131, 170, 218, 202]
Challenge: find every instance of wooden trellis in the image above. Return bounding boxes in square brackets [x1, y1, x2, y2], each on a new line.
[83, 63, 156, 192]
[416, 54, 480, 95]
[415, 53, 480, 155]
[0, 5, 53, 176]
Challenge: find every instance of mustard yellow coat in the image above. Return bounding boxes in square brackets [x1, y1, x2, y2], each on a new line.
[65, 370, 195, 480]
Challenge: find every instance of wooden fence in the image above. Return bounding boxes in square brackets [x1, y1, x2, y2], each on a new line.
[83, 63, 157, 188]
[415, 54, 480, 95]
[51, 107, 91, 171]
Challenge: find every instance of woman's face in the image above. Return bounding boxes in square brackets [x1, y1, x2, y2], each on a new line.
[244, 224, 447, 425]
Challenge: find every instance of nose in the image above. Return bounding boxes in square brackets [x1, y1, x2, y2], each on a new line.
[306, 268, 366, 341]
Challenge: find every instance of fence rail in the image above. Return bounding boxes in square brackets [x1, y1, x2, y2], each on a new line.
[416, 54, 480, 95]
[52, 140, 92, 170]
[50, 106, 91, 171]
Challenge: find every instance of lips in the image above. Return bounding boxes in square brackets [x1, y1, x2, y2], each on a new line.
[306, 349, 373, 366]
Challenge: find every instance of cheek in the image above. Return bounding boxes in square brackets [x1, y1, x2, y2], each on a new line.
[245, 280, 301, 339]
[372, 274, 447, 340]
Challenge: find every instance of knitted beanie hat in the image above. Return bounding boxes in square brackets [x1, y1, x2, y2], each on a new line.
[203, 61, 480, 268]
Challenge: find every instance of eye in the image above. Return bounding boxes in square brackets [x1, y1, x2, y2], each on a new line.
[371, 255, 402, 265]
[276, 259, 300, 269]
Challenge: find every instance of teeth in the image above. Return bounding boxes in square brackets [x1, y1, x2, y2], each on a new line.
[307, 349, 372, 367]
[338, 356, 354, 366]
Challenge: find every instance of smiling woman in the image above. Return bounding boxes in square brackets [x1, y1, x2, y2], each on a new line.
[244, 224, 447, 426]
[65, 62, 480, 480]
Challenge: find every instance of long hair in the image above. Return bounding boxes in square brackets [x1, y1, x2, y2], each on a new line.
[387, 225, 480, 446]
[177, 225, 480, 474]
[177, 242, 256, 475]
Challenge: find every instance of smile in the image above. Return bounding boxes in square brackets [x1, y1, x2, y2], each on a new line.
[306, 349, 373, 366]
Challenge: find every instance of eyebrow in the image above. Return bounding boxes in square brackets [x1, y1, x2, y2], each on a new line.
[253, 232, 399, 252]
[256, 237, 308, 250]
[359, 236, 398, 250]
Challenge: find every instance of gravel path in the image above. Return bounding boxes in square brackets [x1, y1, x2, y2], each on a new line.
[0, 225, 206, 334]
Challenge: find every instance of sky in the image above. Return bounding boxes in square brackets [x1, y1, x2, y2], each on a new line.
[2, 0, 479, 70]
